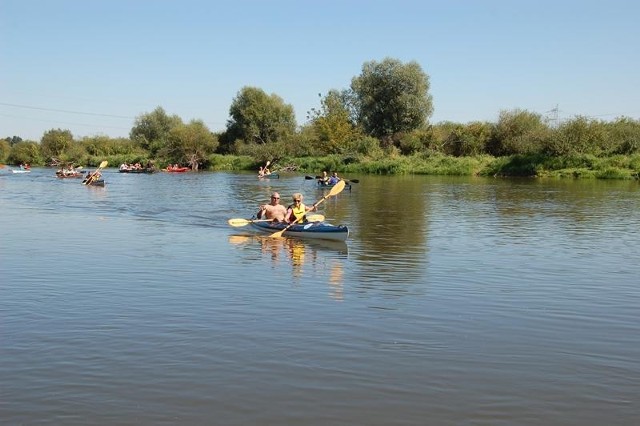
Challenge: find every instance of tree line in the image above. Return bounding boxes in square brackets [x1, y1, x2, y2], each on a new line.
[2, 57, 639, 177]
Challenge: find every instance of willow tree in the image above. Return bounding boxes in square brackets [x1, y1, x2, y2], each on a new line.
[164, 120, 218, 170]
[225, 86, 296, 147]
[8, 141, 42, 165]
[350, 58, 433, 145]
[130, 107, 183, 156]
[306, 90, 362, 154]
[488, 109, 550, 156]
[0, 139, 11, 162]
[40, 128, 74, 163]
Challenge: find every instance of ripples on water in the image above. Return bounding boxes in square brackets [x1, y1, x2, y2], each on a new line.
[1, 169, 639, 425]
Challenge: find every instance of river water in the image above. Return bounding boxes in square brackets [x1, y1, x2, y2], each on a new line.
[1, 167, 639, 425]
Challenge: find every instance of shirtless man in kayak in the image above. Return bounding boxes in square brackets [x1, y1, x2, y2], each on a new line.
[257, 192, 287, 222]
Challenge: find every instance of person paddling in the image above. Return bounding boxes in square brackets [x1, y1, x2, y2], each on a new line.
[318, 171, 329, 184]
[285, 193, 316, 224]
[83, 170, 101, 184]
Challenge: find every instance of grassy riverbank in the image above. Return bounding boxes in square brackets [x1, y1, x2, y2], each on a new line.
[207, 153, 640, 180]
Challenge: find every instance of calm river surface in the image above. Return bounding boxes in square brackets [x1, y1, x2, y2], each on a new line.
[1, 167, 639, 425]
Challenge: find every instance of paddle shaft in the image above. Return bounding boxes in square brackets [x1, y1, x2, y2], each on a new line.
[228, 214, 325, 227]
[228, 218, 277, 227]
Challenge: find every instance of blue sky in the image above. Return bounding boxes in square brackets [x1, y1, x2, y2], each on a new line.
[2, 0, 639, 141]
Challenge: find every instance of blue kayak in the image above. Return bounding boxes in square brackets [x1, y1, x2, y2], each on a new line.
[317, 181, 351, 190]
[250, 220, 349, 241]
[258, 173, 279, 179]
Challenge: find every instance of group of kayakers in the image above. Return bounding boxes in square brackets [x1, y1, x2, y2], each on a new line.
[165, 164, 190, 172]
[257, 191, 317, 224]
[56, 164, 82, 177]
[119, 162, 151, 171]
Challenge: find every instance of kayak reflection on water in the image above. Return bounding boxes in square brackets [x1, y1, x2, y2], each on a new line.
[227, 234, 347, 298]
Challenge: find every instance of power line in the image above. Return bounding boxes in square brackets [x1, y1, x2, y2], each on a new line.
[0, 113, 131, 131]
[0, 102, 227, 129]
[0, 102, 134, 119]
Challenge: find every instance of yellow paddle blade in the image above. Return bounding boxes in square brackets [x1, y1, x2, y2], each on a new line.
[328, 179, 346, 196]
[270, 229, 286, 238]
[98, 160, 108, 169]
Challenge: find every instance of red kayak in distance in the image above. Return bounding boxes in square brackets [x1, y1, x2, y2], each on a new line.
[164, 166, 190, 173]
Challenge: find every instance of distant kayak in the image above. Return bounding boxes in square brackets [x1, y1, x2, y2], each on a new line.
[85, 179, 105, 187]
[317, 180, 350, 190]
[258, 173, 279, 179]
[119, 168, 156, 174]
[14, 164, 31, 173]
[164, 166, 190, 173]
[56, 171, 84, 178]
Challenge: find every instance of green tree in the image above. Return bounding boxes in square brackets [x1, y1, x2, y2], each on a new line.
[57, 141, 87, 165]
[4, 136, 23, 146]
[607, 117, 640, 154]
[545, 116, 605, 156]
[0, 139, 10, 162]
[224, 86, 296, 148]
[130, 107, 183, 156]
[350, 57, 433, 143]
[165, 120, 218, 170]
[40, 129, 74, 163]
[488, 109, 549, 156]
[446, 121, 493, 157]
[427, 122, 459, 154]
[306, 90, 362, 154]
[81, 135, 141, 157]
[8, 141, 42, 165]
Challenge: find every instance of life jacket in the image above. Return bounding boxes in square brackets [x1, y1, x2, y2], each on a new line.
[290, 204, 306, 222]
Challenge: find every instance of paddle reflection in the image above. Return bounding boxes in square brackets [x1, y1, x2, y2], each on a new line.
[228, 234, 347, 299]
[328, 262, 344, 301]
